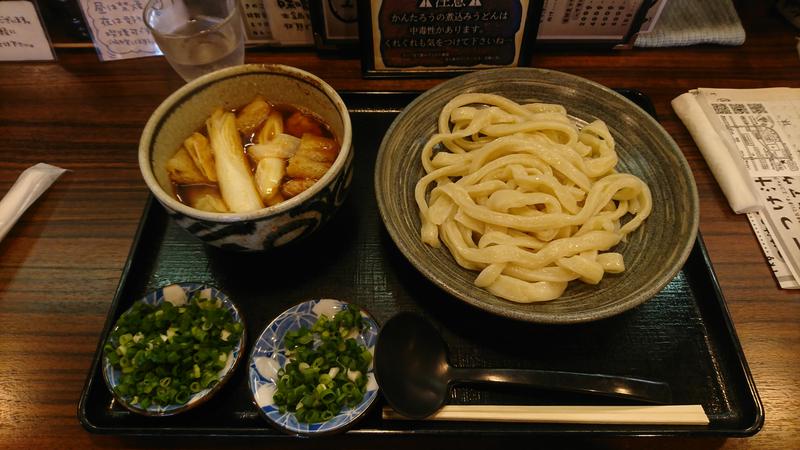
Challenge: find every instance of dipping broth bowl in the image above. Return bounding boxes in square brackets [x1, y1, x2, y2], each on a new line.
[139, 64, 353, 251]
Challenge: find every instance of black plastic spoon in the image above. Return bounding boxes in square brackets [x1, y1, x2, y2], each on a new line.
[374, 312, 672, 419]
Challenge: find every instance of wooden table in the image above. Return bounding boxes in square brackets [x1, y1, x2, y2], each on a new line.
[0, 2, 797, 449]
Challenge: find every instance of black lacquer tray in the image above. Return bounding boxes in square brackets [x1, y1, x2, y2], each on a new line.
[79, 91, 763, 438]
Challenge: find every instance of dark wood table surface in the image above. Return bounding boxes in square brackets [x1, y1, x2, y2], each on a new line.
[1, 2, 798, 449]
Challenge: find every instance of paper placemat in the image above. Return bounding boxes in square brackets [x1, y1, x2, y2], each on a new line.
[673, 88, 800, 289]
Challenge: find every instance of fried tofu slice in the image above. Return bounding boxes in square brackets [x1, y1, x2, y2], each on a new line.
[166, 147, 208, 184]
[295, 133, 339, 163]
[285, 134, 339, 179]
[281, 179, 317, 198]
[192, 193, 229, 213]
[236, 96, 271, 136]
[183, 132, 217, 182]
[265, 191, 286, 206]
[286, 156, 331, 179]
[285, 111, 323, 137]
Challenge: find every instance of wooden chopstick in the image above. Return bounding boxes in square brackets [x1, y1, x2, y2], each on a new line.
[382, 405, 709, 425]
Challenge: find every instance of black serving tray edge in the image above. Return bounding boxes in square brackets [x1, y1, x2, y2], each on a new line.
[689, 234, 764, 436]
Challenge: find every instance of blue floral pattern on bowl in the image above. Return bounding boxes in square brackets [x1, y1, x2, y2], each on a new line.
[249, 299, 380, 435]
[102, 282, 245, 416]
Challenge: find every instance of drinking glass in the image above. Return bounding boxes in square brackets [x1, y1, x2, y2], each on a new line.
[144, 0, 245, 81]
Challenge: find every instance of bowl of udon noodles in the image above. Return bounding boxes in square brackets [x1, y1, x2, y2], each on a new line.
[139, 64, 352, 251]
[375, 68, 698, 324]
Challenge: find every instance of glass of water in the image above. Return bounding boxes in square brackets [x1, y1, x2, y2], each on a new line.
[144, 0, 245, 82]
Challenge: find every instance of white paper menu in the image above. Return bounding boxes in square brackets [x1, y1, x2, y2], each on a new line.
[239, 0, 278, 44]
[0, 1, 55, 61]
[537, 0, 647, 41]
[673, 88, 800, 289]
[263, 0, 313, 46]
[78, 0, 161, 61]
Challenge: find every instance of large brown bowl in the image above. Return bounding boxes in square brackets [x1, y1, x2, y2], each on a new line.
[374, 68, 699, 324]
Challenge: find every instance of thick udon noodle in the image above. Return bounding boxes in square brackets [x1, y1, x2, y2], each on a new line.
[414, 93, 652, 303]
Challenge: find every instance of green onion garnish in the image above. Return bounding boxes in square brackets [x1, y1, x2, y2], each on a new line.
[273, 306, 372, 423]
[104, 292, 242, 408]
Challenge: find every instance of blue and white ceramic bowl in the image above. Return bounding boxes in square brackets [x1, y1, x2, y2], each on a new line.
[249, 299, 380, 436]
[102, 282, 245, 416]
[139, 64, 353, 251]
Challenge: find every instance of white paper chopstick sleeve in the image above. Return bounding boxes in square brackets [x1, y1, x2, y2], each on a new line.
[0, 163, 67, 243]
[671, 93, 759, 213]
[383, 405, 709, 425]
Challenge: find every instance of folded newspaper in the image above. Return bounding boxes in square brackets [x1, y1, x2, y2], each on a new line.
[673, 88, 800, 289]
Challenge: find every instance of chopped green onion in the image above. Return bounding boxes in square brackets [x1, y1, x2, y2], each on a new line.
[103, 291, 242, 409]
[273, 306, 371, 423]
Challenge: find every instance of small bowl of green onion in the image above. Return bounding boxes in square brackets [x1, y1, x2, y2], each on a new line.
[102, 282, 245, 416]
[249, 299, 380, 436]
